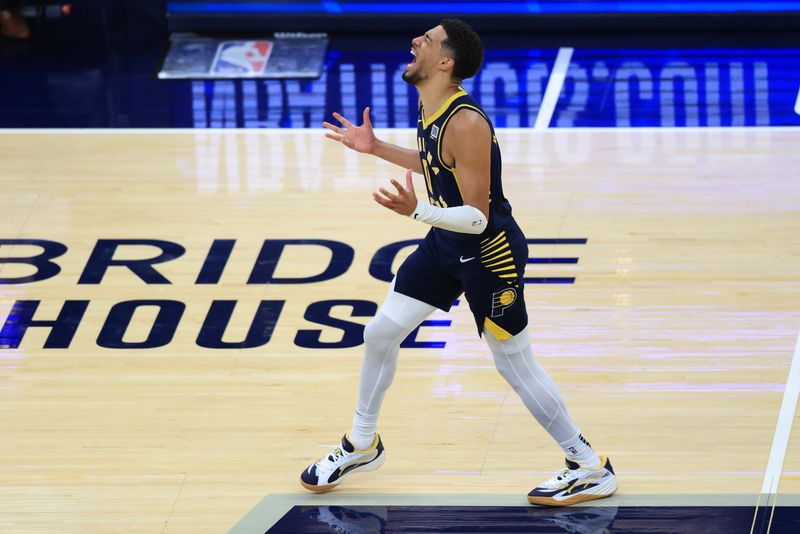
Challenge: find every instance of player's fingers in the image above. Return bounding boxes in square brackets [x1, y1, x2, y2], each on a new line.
[332, 112, 353, 128]
[405, 169, 413, 190]
[322, 121, 344, 134]
[330, 133, 355, 148]
[390, 179, 405, 195]
[378, 187, 397, 201]
[363, 107, 371, 127]
[372, 193, 391, 207]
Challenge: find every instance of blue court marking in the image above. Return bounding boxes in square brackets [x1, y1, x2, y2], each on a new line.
[401, 319, 451, 348]
[524, 238, 584, 285]
[528, 258, 579, 264]
[167, 1, 800, 15]
[527, 238, 587, 244]
[264, 504, 800, 533]
[555, 48, 800, 127]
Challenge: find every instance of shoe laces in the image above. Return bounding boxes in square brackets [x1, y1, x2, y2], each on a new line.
[325, 446, 346, 464]
[541, 467, 575, 489]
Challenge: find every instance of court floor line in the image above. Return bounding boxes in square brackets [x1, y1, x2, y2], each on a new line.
[230, 493, 800, 533]
[761, 329, 800, 496]
[535, 47, 573, 131]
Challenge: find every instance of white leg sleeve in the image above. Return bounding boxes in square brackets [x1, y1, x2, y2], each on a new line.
[484, 326, 581, 444]
[350, 279, 437, 448]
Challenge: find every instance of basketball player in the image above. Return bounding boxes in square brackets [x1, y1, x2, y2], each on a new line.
[301, 19, 618, 506]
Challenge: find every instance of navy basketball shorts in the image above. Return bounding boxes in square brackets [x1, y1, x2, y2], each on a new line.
[394, 221, 529, 340]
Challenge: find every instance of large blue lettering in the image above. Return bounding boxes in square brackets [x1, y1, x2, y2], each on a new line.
[195, 239, 236, 284]
[295, 300, 377, 349]
[248, 239, 354, 284]
[197, 300, 284, 348]
[0, 239, 68, 284]
[79, 239, 186, 285]
[0, 300, 88, 349]
[97, 300, 185, 349]
[368, 239, 421, 282]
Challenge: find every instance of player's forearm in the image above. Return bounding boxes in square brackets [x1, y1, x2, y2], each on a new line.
[372, 139, 423, 173]
[409, 200, 487, 235]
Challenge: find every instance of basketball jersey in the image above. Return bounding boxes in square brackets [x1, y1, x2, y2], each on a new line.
[416, 88, 514, 242]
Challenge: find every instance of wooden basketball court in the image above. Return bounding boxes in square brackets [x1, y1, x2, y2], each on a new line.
[1, 127, 799, 531]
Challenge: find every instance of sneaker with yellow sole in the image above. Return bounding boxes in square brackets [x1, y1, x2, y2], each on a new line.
[528, 456, 618, 506]
[300, 434, 385, 493]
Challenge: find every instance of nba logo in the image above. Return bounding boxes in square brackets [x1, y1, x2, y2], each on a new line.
[210, 41, 273, 76]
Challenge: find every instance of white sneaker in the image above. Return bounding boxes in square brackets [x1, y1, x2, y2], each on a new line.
[300, 434, 386, 493]
[527, 456, 618, 506]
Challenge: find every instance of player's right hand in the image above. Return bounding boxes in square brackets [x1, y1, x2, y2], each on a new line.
[323, 108, 376, 154]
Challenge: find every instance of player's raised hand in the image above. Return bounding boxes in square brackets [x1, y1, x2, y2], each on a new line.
[373, 169, 417, 216]
[323, 107, 376, 154]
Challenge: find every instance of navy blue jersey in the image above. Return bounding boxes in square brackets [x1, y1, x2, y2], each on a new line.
[416, 88, 514, 242]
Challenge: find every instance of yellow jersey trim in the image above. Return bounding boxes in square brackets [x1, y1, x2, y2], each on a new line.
[482, 249, 512, 265]
[422, 88, 467, 129]
[481, 238, 509, 255]
[484, 256, 514, 269]
[437, 102, 490, 173]
[481, 230, 507, 246]
[451, 168, 464, 204]
[482, 242, 511, 262]
[435, 102, 491, 204]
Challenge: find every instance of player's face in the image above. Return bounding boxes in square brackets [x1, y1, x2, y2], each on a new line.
[403, 25, 449, 85]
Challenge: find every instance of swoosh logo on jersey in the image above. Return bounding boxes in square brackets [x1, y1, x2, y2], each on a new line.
[460, 256, 475, 263]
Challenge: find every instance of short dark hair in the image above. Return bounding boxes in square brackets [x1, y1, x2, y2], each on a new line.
[440, 18, 484, 81]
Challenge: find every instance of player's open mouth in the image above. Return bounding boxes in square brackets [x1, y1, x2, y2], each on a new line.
[407, 48, 417, 67]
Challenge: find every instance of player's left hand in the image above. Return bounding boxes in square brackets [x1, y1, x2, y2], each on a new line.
[373, 169, 417, 216]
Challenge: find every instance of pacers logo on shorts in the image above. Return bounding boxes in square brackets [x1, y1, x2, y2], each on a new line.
[491, 287, 517, 317]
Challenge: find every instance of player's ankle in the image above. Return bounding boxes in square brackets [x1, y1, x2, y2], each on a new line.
[570, 453, 601, 469]
[348, 430, 376, 450]
[560, 432, 601, 468]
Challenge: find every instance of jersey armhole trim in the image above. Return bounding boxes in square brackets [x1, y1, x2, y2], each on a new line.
[437, 104, 491, 202]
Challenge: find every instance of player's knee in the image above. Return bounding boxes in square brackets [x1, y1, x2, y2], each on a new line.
[493, 356, 522, 389]
[487, 336, 536, 391]
[362, 317, 383, 348]
[363, 313, 402, 355]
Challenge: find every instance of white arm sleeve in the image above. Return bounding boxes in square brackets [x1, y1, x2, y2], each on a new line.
[408, 199, 487, 235]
